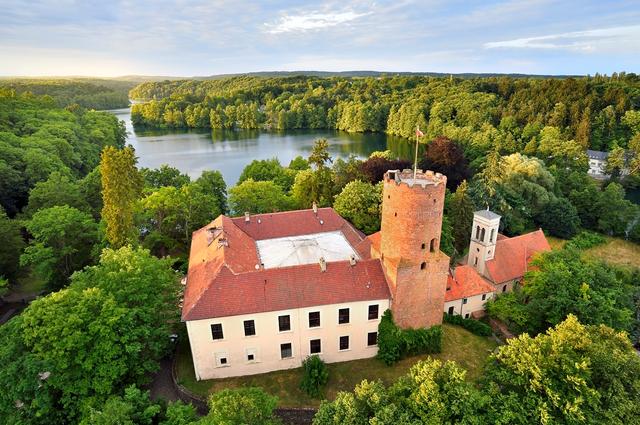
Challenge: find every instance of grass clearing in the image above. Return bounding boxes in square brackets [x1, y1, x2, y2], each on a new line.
[545, 235, 567, 250]
[176, 323, 498, 408]
[584, 237, 640, 270]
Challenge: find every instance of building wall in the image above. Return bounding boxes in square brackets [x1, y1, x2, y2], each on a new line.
[186, 298, 390, 380]
[444, 292, 494, 318]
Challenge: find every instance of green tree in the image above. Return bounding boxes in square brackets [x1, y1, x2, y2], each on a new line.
[300, 355, 329, 398]
[70, 246, 179, 381]
[20, 287, 133, 421]
[140, 164, 190, 189]
[536, 196, 580, 239]
[228, 179, 291, 215]
[0, 207, 24, 281]
[195, 170, 227, 214]
[484, 316, 640, 424]
[101, 146, 143, 248]
[333, 180, 382, 234]
[24, 171, 89, 216]
[448, 180, 475, 254]
[203, 387, 280, 425]
[314, 359, 486, 424]
[80, 385, 162, 425]
[595, 183, 637, 236]
[21, 205, 98, 290]
[238, 158, 296, 192]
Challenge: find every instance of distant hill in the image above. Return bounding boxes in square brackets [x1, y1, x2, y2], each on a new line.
[114, 70, 583, 82]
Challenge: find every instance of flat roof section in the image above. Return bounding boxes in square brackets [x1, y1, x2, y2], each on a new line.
[256, 230, 359, 269]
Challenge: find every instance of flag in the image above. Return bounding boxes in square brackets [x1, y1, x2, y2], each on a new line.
[416, 127, 424, 137]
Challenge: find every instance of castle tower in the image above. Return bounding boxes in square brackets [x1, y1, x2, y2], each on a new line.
[378, 169, 450, 329]
[467, 209, 501, 276]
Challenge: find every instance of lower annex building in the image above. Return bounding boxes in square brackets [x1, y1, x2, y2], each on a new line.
[182, 169, 550, 380]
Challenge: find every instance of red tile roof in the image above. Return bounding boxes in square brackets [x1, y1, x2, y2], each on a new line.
[182, 208, 389, 321]
[485, 229, 551, 284]
[445, 265, 495, 302]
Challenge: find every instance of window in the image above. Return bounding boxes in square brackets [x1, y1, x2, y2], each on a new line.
[367, 331, 378, 346]
[430, 238, 436, 252]
[475, 225, 480, 240]
[448, 306, 454, 315]
[368, 304, 379, 320]
[490, 229, 495, 243]
[482, 294, 486, 301]
[210, 323, 223, 340]
[280, 343, 292, 359]
[338, 308, 350, 324]
[421, 243, 426, 249]
[246, 348, 257, 362]
[420, 262, 426, 270]
[278, 315, 291, 332]
[480, 228, 486, 242]
[308, 311, 320, 328]
[502, 285, 507, 292]
[474, 257, 478, 266]
[464, 313, 470, 319]
[310, 339, 321, 354]
[215, 352, 228, 367]
[243, 320, 256, 336]
[463, 298, 468, 305]
[339, 336, 349, 350]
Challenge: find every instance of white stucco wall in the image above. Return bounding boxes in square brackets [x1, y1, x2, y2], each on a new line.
[444, 292, 494, 318]
[186, 298, 390, 380]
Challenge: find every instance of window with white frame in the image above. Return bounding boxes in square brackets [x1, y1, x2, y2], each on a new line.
[215, 351, 228, 367]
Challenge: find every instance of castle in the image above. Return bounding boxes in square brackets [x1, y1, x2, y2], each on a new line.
[182, 169, 550, 380]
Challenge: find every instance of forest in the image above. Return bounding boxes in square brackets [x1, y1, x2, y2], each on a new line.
[0, 78, 135, 110]
[1, 75, 640, 424]
[130, 73, 640, 154]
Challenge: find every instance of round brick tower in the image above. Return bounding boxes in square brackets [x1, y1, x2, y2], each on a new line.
[379, 169, 449, 329]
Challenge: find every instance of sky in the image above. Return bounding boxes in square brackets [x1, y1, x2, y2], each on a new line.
[0, 0, 639, 77]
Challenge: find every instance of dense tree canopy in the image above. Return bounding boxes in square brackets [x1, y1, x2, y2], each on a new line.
[21, 205, 98, 290]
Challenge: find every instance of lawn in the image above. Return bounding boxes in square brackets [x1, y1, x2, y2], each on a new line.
[584, 236, 640, 270]
[176, 324, 498, 408]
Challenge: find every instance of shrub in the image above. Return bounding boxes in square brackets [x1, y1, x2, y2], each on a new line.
[565, 231, 606, 250]
[377, 310, 443, 365]
[376, 310, 403, 365]
[300, 355, 329, 398]
[402, 326, 443, 355]
[443, 313, 492, 336]
[206, 387, 280, 425]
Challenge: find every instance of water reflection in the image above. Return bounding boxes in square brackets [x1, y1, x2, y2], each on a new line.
[108, 108, 415, 185]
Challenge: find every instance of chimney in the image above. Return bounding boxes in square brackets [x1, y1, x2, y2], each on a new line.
[349, 254, 357, 266]
[312, 201, 318, 214]
[319, 257, 327, 272]
[244, 212, 250, 223]
[217, 238, 228, 248]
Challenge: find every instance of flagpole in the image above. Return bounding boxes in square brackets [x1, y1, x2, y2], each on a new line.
[413, 125, 419, 180]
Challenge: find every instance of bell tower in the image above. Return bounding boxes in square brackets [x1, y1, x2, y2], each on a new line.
[377, 169, 449, 329]
[467, 209, 501, 276]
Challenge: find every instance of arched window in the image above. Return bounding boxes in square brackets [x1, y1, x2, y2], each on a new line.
[420, 262, 426, 270]
[490, 228, 495, 243]
[430, 238, 436, 253]
[480, 228, 486, 242]
[475, 225, 480, 240]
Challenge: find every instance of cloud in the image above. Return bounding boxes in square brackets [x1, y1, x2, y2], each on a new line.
[264, 10, 371, 34]
[484, 25, 640, 51]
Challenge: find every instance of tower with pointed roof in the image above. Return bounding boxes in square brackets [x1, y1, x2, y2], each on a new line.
[467, 209, 501, 276]
[376, 169, 450, 329]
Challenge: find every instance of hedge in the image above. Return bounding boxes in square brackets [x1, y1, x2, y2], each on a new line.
[377, 310, 442, 365]
[443, 313, 492, 336]
[565, 231, 606, 251]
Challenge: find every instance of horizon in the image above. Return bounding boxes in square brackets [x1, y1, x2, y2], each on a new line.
[1, 1, 638, 77]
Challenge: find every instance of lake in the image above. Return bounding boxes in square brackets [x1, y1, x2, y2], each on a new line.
[108, 108, 416, 185]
